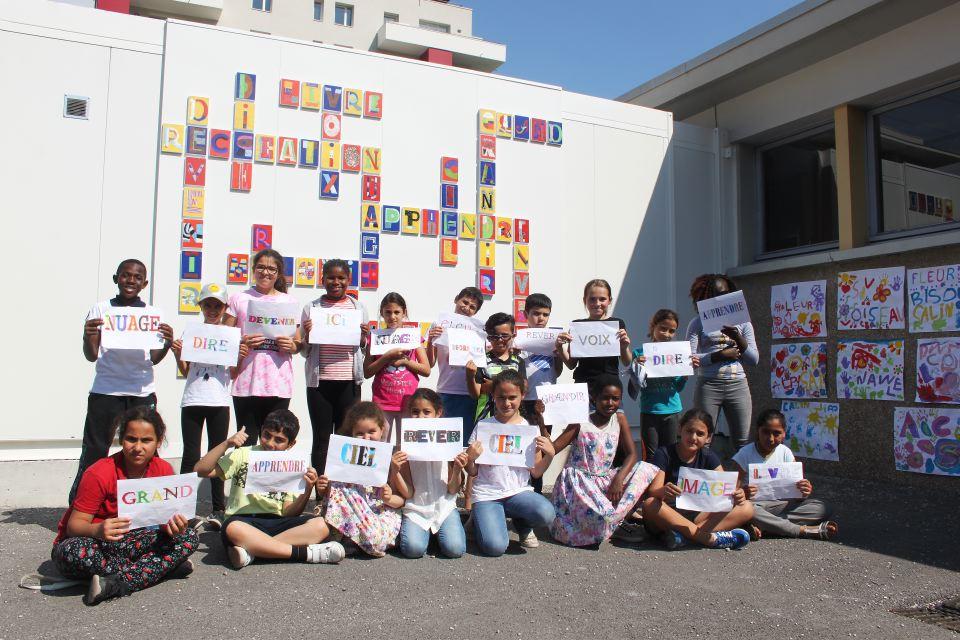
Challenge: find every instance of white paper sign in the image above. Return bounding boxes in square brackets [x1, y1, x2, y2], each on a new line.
[117, 473, 201, 530]
[244, 300, 299, 339]
[432, 311, 484, 346]
[400, 418, 464, 462]
[675, 467, 738, 512]
[447, 328, 486, 367]
[748, 462, 804, 501]
[309, 306, 362, 345]
[99, 306, 165, 350]
[642, 341, 694, 378]
[180, 323, 241, 367]
[245, 450, 310, 495]
[697, 290, 751, 335]
[515, 327, 563, 356]
[370, 327, 421, 355]
[324, 434, 393, 487]
[474, 421, 539, 468]
[569, 321, 620, 358]
[537, 383, 590, 426]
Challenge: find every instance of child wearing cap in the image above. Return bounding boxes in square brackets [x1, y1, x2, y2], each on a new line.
[171, 283, 247, 529]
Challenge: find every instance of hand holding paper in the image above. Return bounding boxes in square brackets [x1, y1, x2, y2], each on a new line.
[536, 383, 589, 426]
[748, 462, 804, 501]
[309, 307, 362, 345]
[116, 473, 201, 530]
[675, 468, 738, 512]
[569, 321, 621, 358]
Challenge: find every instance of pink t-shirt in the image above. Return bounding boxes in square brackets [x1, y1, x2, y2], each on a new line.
[228, 289, 296, 398]
[370, 348, 422, 412]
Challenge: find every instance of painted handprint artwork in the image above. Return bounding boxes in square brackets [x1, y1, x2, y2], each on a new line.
[837, 267, 905, 330]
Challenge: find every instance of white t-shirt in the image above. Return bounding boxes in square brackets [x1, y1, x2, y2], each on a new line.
[732, 442, 796, 469]
[181, 363, 232, 407]
[87, 300, 155, 396]
[435, 345, 468, 396]
[522, 353, 557, 400]
[468, 417, 534, 503]
[402, 461, 459, 534]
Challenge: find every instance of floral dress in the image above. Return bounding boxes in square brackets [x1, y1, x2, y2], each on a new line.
[550, 415, 659, 546]
[324, 481, 401, 557]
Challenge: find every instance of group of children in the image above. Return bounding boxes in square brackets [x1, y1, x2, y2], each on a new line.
[57, 254, 836, 605]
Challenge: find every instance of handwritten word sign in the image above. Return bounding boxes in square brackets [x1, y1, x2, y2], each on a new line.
[537, 383, 589, 426]
[642, 341, 694, 378]
[748, 462, 803, 500]
[893, 406, 960, 477]
[100, 306, 165, 350]
[433, 311, 484, 346]
[325, 434, 392, 486]
[837, 340, 903, 401]
[908, 265, 960, 333]
[309, 306, 362, 345]
[447, 327, 486, 367]
[180, 323, 241, 367]
[244, 300, 299, 339]
[474, 421, 538, 468]
[770, 280, 827, 339]
[515, 327, 563, 356]
[400, 418, 464, 462]
[370, 327, 421, 355]
[246, 450, 310, 494]
[697, 290, 751, 335]
[117, 472, 201, 530]
[837, 267, 905, 330]
[569, 321, 620, 358]
[675, 468, 738, 512]
[916, 338, 960, 404]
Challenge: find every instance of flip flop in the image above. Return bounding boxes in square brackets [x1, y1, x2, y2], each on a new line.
[19, 573, 85, 592]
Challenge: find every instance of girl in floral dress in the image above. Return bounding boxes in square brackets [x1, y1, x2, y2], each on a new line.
[550, 374, 659, 547]
[320, 402, 405, 557]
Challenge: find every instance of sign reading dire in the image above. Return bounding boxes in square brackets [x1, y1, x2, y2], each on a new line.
[642, 341, 694, 378]
[180, 323, 241, 367]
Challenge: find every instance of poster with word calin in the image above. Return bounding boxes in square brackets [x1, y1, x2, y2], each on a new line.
[770, 280, 827, 338]
[432, 311, 484, 346]
[781, 401, 839, 461]
[770, 342, 828, 399]
[907, 264, 960, 333]
[893, 407, 960, 477]
[837, 267, 905, 330]
[916, 338, 960, 404]
[836, 340, 903, 401]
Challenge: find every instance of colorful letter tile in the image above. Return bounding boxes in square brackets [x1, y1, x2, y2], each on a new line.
[180, 251, 202, 280]
[478, 108, 497, 134]
[161, 124, 184, 154]
[478, 268, 495, 296]
[233, 132, 254, 161]
[514, 298, 527, 324]
[295, 257, 317, 286]
[513, 244, 530, 270]
[360, 232, 380, 260]
[277, 137, 298, 166]
[344, 88, 363, 116]
[233, 101, 255, 132]
[320, 141, 341, 170]
[230, 161, 252, 192]
[479, 161, 496, 187]
[441, 211, 458, 237]
[513, 271, 530, 297]
[361, 204, 381, 231]
[184, 156, 206, 186]
[299, 139, 319, 168]
[323, 85, 343, 112]
[479, 134, 496, 160]
[181, 218, 203, 249]
[209, 129, 231, 159]
[362, 175, 381, 202]
[320, 170, 340, 199]
[251, 224, 272, 251]
[182, 187, 204, 219]
[279, 79, 300, 107]
[514, 115, 529, 141]
[531, 118, 546, 144]
[547, 121, 563, 146]
[421, 209, 439, 236]
[361, 260, 380, 288]
[301, 83, 321, 110]
[441, 184, 458, 209]
[478, 241, 496, 268]
[227, 253, 249, 284]
[382, 205, 401, 233]
[342, 144, 361, 172]
[496, 113, 513, 138]
[234, 72, 256, 101]
[282, 256, 294, 286]
[362, 147, 382, 175]
[185, 126, 207, 156]
[514, 218, 529, 244]
[441, 156, 459, 183]
[179, 282, 201, 314]
[496, 217, 513, 243]
[322, 112, 342, 140]
[186, 96, 209, 125]
[364, 92, 383, 119]
[459, 213, 477, 240]
[479, 187, 496, 214]
[440, 238, 458, 266]
[255, 135, 276, 163]
[402, 208, 421, 235]
[478, 214, 496, 241]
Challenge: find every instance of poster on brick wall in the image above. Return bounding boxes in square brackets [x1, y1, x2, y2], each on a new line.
[837, 267, 905, 330]
[916, 338, 960, 404]
[836, 340, 904, 401]
[770, 280, 827, 338]
[893, 407, 960, 477]
[781, 401, 840, 462]
[770, 342, 828, 399]
[907, 264, 960, 333]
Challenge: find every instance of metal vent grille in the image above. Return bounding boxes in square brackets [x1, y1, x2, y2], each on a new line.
[63, 95, 89, 120]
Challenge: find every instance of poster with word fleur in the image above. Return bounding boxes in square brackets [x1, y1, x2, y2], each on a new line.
[836, 340, 904, 401]
[770, 342, 828, 399]
[781, 401, 840, 461]
[770, 280, 827, 338]
[907, 264, 960, 333]
[837, 267, 905, 330]
[893, 407, 960, 477]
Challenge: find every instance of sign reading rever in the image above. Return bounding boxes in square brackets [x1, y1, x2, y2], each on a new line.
[400, 418, 463, 461]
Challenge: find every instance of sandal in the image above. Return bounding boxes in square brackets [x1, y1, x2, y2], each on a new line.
[749, 524, 762, 541]
[802, 521, 837, 540]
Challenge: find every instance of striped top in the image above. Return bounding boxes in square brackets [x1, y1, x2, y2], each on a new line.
[315, 296, 356, 381]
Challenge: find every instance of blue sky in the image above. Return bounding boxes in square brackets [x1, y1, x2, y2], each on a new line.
[456, 0, 804, 99]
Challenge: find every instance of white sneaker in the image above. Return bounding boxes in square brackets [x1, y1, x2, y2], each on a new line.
[306, 542, 345, 564]
[518, 529, 539, 548]
[228, 546, 254, 569]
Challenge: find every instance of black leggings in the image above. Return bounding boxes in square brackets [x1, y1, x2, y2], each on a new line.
[232, 396, 290, 446]
[180, 405, 231, 512]
[306, 381, 360, 473]
[641, 412, 680, 462]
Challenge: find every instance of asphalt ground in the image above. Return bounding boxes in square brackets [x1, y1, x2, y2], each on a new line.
[1, 474, 958, 640]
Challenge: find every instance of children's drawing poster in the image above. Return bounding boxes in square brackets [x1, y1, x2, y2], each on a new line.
[837, 267, 905, 330]
[770, 342, 828, 399]
[836, 340, 904, 401]
[781, 401, 840, 461]
[916, 338, 960, 404]
[907, 265, 960, 333]
[893, 407, 960, 477]
[770, 280, 826, 338]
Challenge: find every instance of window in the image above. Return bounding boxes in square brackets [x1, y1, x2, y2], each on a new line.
[384, 12, 398, 23]
[758, 127, 839, 254]
[251, 0, 272, 12]
[419, 19, 450, 33]
[313, 1, 323, 20]
[334, 3, 353, 26]
[871, 84, 960, 236]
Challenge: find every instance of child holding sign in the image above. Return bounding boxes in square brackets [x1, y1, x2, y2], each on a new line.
[321, 402, 405, 557]
[464, 370, 556, 557]
[685, 274, 758, 453]
[53, 407, 198, 605]
[364, 292, 430, 443]
[172, 283, 248, 528]
[194, 410, 344, 569]
[467, 312, 527, 423]
[302, 259, 370, 476]
[224, 249, 302, 445]
[734, 409, 836, 540]
[396, 389, 467, 559]
[71, 258, 174, 503]
[550, 375, 659, 547]
[642, 409, 752, 549]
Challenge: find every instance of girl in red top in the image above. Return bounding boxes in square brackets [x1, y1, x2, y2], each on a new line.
[52, 406, 198, 606]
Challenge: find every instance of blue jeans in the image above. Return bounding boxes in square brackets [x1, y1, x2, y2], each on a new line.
[399, 510, 465, 559]
[439, 393, 478, 441]
[472, 490, 556, 557]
